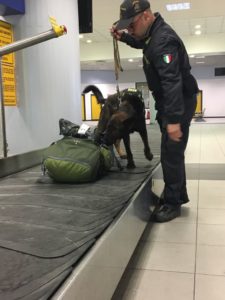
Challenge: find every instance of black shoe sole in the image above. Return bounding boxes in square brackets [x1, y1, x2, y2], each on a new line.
[154, 210, 181, 223]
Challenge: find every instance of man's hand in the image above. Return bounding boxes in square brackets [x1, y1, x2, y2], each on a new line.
[166, 123, 182, 142]
[110, 26, 125, 40]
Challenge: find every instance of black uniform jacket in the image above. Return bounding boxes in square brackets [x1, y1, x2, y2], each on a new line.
[120, 13, 199, 124]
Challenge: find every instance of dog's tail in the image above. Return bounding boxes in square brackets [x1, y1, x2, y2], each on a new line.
[82, 85, 105, 104]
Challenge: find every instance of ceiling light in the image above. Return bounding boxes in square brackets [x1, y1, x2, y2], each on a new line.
[196, 61, 205, 64]
[79, 34, 84, 39]
[195, 30, 201, 35]
[189, 54, 195, 58]
[166, 2, 190, 11]
[128, 59, 134, 62]
[86, 39, 92, 43]
[196, 55, 205, 59]
[195, 25, 201, 29]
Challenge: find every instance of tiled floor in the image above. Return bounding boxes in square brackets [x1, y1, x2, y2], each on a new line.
[112, 123, 225, 300]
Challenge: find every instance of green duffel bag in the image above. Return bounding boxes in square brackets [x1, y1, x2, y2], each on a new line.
[42, 137, 113, 183]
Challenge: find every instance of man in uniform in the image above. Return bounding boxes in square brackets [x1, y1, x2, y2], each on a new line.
[111, 0, 199, 222]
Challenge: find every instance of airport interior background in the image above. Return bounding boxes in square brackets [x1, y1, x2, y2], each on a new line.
[0, 0, 225, 299]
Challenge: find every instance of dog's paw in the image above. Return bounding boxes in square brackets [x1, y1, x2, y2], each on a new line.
[127, 162, 136, 169]
[145, 150, 154, 161]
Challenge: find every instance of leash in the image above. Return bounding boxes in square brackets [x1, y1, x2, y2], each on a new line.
[113, 37, 123, 100]
[112, 37, 124, 171]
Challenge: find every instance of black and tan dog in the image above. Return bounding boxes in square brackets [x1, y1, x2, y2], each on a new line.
[83, 85, 153, 168]
[83, 85, 126, 159]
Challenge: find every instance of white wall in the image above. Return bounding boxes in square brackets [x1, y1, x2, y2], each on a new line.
[3, 0, 81, 155]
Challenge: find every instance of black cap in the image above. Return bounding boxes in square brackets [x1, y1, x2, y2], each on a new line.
[115, 0, 150, 30]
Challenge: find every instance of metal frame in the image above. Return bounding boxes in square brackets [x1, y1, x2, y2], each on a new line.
[0, 148, 45, 178]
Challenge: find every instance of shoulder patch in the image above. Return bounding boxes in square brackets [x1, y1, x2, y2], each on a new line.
[163, 54, 172, 63]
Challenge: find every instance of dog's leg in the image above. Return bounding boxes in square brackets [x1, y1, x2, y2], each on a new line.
[109, 145, 123, 170]
[114, 139, 127, 159]
[123, 134, 136, 169]
[139, 127, 154, 161]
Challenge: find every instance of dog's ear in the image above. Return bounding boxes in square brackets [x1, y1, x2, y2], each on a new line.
[107, 94, 120, 113]
[97, 105, 111, 133]
[102, 104, 111, 120]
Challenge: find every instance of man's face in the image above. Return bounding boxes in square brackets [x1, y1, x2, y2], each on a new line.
[127, 12, 147, 39]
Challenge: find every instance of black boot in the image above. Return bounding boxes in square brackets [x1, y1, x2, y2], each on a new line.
[154, 204, 181, 222]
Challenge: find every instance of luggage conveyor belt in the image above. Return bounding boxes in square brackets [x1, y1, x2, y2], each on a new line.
[0, 125, 161, 300]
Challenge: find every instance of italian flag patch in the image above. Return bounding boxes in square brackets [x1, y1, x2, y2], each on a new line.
[163, 54, 172, 63]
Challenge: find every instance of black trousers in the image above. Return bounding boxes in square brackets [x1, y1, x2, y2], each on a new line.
[157, 94, 197, 206]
